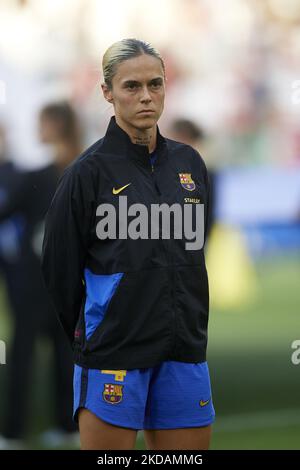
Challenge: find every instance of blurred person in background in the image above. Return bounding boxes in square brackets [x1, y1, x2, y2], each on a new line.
[42, 38, 214, 450]
[0, 102, 81, 449]
[169, 118, 216, 237]
[39, 102, 82, 173]
[0, 123, 47, 449]
[34, 102, 83, 447]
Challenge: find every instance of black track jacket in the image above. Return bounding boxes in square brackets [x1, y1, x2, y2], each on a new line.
[41, 116, 211, 370]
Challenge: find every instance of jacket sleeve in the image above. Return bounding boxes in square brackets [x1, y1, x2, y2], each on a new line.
[41, 163, 94, 345]
[203, 167, 212, 245]
[191, 148, 212, 247]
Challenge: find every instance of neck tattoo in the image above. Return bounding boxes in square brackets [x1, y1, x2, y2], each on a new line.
[133, 134, 152, 146]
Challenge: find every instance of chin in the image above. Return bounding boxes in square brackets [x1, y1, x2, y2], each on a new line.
[132, 116, 157, 130]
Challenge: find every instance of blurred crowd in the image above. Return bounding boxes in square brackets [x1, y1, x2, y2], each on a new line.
[0, 0, 300, 169]
[0, 0, 299, 448]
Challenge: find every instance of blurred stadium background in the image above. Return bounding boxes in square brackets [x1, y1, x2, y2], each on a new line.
[0, 0, 299, 450]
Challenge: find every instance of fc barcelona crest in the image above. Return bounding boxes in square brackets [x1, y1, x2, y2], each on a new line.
[103, 383, 123, 404]
[179, 173, 196, 191]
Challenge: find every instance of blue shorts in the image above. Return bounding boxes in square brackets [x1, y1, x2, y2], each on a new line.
[73, 361, 215, 430]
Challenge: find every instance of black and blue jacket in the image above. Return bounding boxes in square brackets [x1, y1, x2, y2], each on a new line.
[41, 116, 211, 370]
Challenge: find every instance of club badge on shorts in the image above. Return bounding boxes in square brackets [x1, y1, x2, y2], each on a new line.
[103, 383, 123, 404]
[179, 173, 196, 191]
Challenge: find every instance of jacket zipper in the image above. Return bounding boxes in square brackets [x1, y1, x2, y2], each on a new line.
[150, 161, 177, 356]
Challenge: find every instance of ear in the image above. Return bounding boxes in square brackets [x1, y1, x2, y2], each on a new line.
[101, 83, 113, 103]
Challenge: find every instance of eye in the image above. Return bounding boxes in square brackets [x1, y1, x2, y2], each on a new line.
[150, 80, 163, 89]
[126, 83, 139, 90]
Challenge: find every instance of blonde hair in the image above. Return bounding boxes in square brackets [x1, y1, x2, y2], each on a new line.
[102, 38, 165, 90]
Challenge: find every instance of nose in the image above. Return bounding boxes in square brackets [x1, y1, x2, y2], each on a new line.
[140, 85, 152, 103]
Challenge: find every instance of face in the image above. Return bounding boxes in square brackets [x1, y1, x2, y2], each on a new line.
[39, 115, 62, 144]
[102, 54, 165, 132]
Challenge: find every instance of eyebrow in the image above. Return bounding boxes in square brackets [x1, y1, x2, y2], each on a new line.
[122, 77, 163, 86]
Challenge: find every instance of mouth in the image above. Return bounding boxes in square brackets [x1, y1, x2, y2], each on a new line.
[137, 110, 155, 115]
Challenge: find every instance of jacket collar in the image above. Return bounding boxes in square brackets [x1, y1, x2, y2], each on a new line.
[102, 115, 167, 169]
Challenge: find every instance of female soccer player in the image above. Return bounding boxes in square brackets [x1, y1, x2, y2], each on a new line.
[42, 38, 215, 450]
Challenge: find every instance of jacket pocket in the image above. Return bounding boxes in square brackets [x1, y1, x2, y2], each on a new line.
[175, 264, 209, 343]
